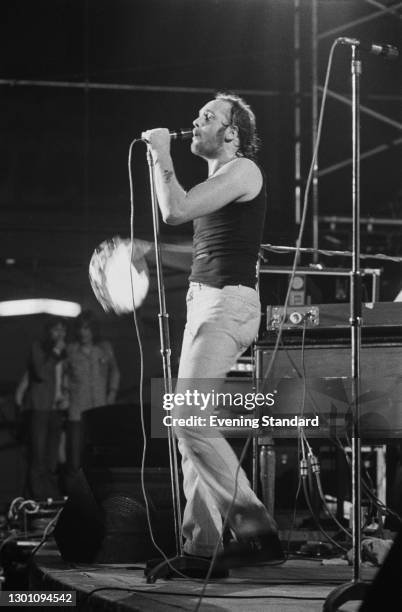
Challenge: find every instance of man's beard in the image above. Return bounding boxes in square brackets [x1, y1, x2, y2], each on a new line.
[191, 128, 226, 158]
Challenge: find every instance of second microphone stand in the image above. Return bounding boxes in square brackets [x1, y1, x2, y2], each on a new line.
[323, 43, 367, 612]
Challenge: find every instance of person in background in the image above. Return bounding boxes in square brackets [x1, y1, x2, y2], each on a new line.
[24, 317, 68, 500]
[64, 310, 120, 490]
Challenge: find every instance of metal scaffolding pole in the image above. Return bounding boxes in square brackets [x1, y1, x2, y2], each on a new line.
[309, 0, 401, 255]
[318, 1, 402, 40]
[311, 0, 319, 261]
[294, 0, 302, 226]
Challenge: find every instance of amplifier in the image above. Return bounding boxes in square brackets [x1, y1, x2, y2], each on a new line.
[266, 301, 402, 331]
[255, 331, 402, 439]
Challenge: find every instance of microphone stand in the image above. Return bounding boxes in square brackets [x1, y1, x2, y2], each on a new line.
[323, 44, 367, 611]
[144, 147, 214, 583]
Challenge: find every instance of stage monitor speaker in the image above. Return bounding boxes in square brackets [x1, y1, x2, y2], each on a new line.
[54, 467, 175, 563]
[81, 403, 169, 468]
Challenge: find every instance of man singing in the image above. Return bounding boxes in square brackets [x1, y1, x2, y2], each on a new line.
[143, 93, 283, 567]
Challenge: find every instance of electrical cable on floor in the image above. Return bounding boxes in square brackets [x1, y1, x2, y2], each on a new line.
[288, 392, 396, 543]
[313, 468, 351, 539]
[0, 532, 19, 554]
[30, 507, 64, 557]
[7, 497, 39, 521]
[301, 477, 348, 553]
[334, 434, 402, 525]
[77, 584, 328, 609]
[2, 497, 65, 557]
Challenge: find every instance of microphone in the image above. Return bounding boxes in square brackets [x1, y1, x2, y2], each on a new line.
[169, 128, 193, 141]
[338, 37, 399, 60]
[140, 128, 193, 142]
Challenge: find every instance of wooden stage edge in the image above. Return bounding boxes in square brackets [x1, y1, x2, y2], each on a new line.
[30, 544, 377, 612]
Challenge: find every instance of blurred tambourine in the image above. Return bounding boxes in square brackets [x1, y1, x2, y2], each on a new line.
[89, 236, 151, 313]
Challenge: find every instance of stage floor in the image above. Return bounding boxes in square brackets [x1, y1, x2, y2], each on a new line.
[30, 545, 377, 612]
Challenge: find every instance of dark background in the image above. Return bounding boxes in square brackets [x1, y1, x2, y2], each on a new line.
[0, 0, 401, 395]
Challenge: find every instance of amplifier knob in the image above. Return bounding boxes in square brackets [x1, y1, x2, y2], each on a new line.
[289, 311, 303, 325]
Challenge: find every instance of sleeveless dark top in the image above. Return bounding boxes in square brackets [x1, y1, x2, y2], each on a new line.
[189, 166, 266, 288]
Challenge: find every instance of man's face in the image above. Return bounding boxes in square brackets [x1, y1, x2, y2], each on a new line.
[191, 99, 232, 159]
[79, 323, 93, 344]
[50, 323, 66, 344]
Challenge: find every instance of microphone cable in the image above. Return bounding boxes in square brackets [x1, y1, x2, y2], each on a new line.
[127, 139, 189, 580]
[262, 36, 339, 387]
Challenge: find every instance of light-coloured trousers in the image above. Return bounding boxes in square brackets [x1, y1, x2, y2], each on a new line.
[175, 283, 275, 556]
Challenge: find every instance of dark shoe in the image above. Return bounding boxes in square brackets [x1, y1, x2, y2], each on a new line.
[217, 531, 285, 569]
[144, 553, 229, 579]
[184, 552, 229, 579]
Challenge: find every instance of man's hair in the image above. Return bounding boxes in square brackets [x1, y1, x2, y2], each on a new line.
[215, 92, 260, 160]
[41, 316, 67, 352]
[74, 309, 101, 343]
[44, 316, 67, 335]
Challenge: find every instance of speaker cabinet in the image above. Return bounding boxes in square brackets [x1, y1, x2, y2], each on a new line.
[255, 337, 402, 438]
[54, 467, 175, 563]
[81, 403, 169, 468]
